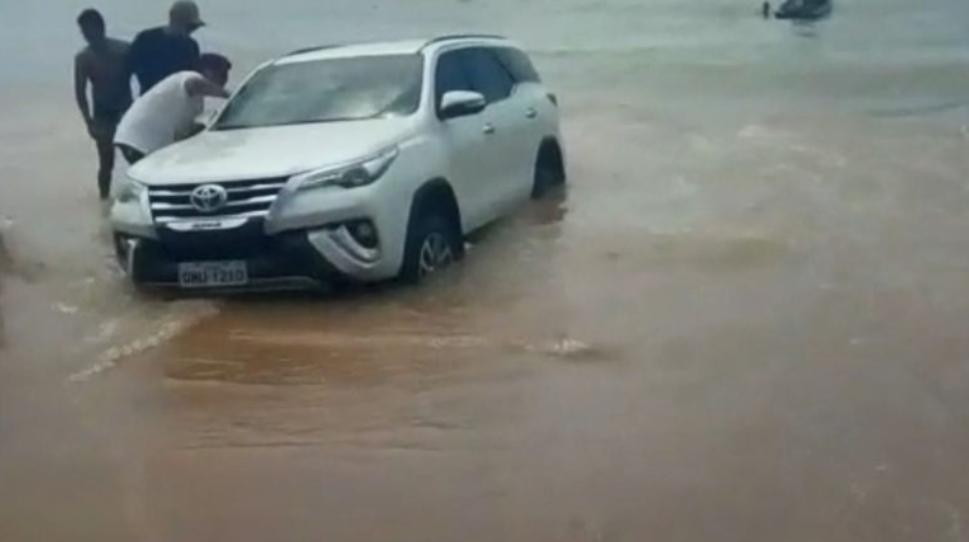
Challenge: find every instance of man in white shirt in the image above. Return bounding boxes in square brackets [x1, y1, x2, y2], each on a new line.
[115, 53, 231, 164]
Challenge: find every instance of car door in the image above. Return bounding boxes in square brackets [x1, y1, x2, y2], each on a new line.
[494, 47, 553, 198]
[434, 48, 502, 231]
[463, 48, 536, 211]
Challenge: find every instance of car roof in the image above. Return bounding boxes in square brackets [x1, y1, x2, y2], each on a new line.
[276, 35, 514, 65]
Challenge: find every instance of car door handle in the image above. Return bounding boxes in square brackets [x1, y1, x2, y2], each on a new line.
[525, 108, 538, 119]
[482, 123, 496, 135]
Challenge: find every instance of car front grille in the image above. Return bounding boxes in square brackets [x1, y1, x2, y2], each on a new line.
[148, 177, 288, 223]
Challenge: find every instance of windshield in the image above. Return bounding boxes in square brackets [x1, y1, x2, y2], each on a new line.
[215, 54, 423, 130]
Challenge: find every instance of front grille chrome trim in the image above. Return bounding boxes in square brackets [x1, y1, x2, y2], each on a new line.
[151, 194, 278, 211]
[148, 177, 287, 223]
[150, 182, 286, 197]
[155, 209, 271, 224]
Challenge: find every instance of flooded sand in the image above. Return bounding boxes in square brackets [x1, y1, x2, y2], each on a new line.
[3, 0, 969, 540]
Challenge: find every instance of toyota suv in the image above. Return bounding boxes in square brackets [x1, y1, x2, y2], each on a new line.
[110, 35, 565, 290]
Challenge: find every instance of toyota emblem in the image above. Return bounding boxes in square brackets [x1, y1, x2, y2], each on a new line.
[190, 184, 228, 213]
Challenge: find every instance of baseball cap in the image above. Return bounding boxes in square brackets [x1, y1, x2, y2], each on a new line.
[170, 1, 205, 28]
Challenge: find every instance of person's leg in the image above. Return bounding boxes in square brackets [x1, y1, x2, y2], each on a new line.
[95, 135, 115, 199]
[90, 113, 120, 199]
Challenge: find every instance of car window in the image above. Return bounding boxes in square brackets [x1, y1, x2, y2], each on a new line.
[214, 54, 423, 130]
[493, 48, 541, 83]
[435, 50, 473, 109]
[463, 48, 514, 104]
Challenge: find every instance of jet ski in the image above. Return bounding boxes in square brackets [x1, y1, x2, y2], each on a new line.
[774, 0, 832, 20]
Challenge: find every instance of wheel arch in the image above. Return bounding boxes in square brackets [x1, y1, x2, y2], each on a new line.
[398, 177, 465, 281]
[408, 177, 464, 243]
[536, 137, 566, 184]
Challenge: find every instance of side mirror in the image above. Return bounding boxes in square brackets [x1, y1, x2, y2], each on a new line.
[439, 91, 487, 120]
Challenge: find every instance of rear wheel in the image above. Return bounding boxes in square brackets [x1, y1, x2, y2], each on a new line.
[400, 213, 461, 284]
[531, 142, 565, 199]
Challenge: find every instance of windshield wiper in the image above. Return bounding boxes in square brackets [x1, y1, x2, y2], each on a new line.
[286, 117, 367, 125]
[212, 123, 256, 131]
[213, 116, 374, 131]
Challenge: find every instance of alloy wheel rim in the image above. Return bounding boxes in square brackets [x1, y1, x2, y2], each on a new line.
[417, 232, 453, 278]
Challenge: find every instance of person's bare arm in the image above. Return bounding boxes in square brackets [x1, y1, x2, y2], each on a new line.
[73, 54, 93, 133]
[185, 75, 230, 99]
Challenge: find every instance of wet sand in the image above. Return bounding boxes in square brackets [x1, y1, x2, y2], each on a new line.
[3, 0, 969, 540]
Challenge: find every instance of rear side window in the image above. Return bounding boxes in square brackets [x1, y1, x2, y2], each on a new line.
[462, 48, 514, 103]
[435, 50, 473, 108]
[493, 48, 541, 83]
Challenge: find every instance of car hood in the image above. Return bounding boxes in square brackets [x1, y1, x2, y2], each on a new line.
[129, 118, 415, 185]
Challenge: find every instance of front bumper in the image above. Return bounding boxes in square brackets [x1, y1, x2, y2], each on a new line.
[116, 220, 349, 289]
[111, 164, 416, 287]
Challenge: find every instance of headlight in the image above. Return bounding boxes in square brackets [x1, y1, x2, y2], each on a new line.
[116, 176, 147, 203]
[293, 147, 399, 191]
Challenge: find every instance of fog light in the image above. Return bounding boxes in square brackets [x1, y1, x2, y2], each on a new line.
[347, 220, 378, 249]
[313, 221, 381, 264]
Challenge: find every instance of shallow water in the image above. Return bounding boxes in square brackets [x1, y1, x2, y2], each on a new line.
[3, 1, 969, 540]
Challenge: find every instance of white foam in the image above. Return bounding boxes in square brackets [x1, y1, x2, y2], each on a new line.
[53, 302, 79, 315]
[68, 303, 218, 383]
[526, 338, 594, 357]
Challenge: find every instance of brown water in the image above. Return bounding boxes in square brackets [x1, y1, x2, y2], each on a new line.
[3, 0, 969, 540]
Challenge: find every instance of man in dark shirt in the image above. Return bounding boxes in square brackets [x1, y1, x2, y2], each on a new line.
[74, 9, 132, 199]
[127, 1, 204, 94]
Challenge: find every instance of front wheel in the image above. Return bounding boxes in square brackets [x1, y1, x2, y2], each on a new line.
[400, 213, 460, 284]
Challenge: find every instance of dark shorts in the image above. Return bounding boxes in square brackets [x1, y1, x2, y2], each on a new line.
[91, 106, 125, 141]
[93, 105, 125, 125]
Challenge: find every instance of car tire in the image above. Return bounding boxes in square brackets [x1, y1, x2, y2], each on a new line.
[400, 212, 460, 284]
[531, 143, 565, 199]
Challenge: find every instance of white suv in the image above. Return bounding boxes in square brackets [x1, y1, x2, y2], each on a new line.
[110, 35, 565, 290]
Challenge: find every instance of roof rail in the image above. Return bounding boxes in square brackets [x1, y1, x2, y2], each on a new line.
[285, 44, 341, 57]
[422, 34, 507, 49]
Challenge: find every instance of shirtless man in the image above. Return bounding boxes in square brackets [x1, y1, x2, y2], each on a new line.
[74, 9, 132, 199]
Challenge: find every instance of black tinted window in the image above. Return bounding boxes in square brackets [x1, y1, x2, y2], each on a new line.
[435, 51, 473, 107]
[463, 48, 514, 103]
[494, 48, 540, 83]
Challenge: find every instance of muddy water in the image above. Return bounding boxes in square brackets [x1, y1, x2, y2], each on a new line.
[4, 0, 969, 540]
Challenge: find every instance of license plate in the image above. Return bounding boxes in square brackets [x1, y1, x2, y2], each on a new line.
[178, 261, 248, 288]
